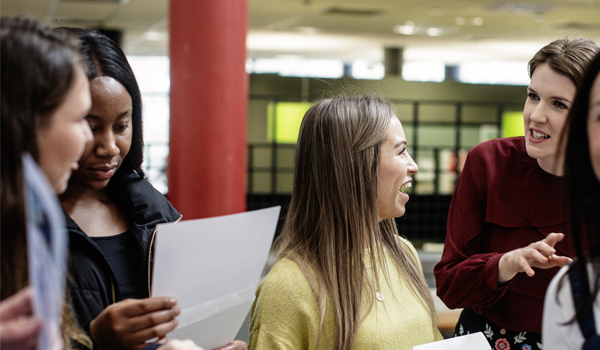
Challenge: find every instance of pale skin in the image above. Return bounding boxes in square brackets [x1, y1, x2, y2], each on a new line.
[496, 64, 576, 285]
[0, 288, 41, 350]
[497, 233, 572, 285]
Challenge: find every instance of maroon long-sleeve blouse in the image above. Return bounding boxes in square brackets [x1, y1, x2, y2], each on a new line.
[434, 137, 574, 334]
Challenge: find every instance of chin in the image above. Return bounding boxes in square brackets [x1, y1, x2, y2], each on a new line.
[53, 176, 70, 195]
[525, 144, 543, 159]
[54, 183, 68, 195]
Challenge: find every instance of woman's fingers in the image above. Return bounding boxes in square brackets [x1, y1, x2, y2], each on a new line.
[158, 339, 204, 350]
[127, 306, 181, 333]
[131, 317, 179, 346]
[0, 287, 34, 320]
[0, 316, 41, 350]
[543, 232, 565, 248]
[525, 248, 550, 264]
[548, 254, 573, 267]
[121, 297, 178, 318]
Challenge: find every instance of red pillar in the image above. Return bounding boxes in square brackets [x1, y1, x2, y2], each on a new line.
[168, 1, 247, 219]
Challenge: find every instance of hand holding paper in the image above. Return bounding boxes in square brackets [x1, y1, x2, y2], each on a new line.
[90, 297, 180, 349]
[152, 207, 281, 350]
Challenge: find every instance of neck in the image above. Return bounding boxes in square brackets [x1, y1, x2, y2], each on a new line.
[537, 154, 564, 177]
[59, 184, 110, 215]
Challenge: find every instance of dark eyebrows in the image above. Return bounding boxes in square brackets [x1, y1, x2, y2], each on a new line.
[86, 109, 132, 121]
[527, 87, 572, 103]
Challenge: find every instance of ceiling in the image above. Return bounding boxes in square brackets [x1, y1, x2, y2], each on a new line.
[2, 0, 600, 64]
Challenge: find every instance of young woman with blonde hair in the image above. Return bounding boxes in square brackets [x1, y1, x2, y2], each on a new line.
[249, 96, 442, 349]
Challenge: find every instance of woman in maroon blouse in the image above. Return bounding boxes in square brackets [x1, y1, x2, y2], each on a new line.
[434, 38, 599, 350]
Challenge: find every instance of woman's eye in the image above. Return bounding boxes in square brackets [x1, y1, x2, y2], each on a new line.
[398, 148, 406, 155]
[528, 93, 539, 101]
[554, 101, 568, 110]
[116, 124, 129, 131]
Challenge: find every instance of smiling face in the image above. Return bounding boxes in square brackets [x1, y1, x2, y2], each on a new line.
[589, 72, 600, 183]
[523, 63, 577, 175]
[376, 116, 418, 221]
[69, 76, 133, 191]
[36, 67, 93, 194]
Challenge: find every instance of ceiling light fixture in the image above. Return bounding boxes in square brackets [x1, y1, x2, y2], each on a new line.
[427, 27, 443, 37]
[473, 17, 484, 26]
[394, 25, 415, 35]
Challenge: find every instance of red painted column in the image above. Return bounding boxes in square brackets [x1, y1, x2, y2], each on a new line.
[168, 1, 247, 219]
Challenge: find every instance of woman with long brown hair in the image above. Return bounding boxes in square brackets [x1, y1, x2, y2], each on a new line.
[249, 96, 442, 349]
[1, 16, 93, 349]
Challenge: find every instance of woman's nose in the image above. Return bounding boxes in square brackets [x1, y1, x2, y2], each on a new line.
[408, 153, 418, 174]
[530, 103, 548, 124]
[96, 132, 119, 158]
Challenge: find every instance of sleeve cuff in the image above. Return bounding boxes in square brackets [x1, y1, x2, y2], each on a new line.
[484, 253, 510, 291]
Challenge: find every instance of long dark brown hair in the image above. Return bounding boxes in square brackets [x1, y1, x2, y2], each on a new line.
[0, 17, 91, 349]
[276, 96, 436, 350]
[561, 51, 600, 324]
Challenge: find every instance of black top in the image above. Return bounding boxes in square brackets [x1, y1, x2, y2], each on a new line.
[66, 171, 181, 338]
[91, 231, 147, 300]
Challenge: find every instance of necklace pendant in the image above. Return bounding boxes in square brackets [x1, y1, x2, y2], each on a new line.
[376, 291, 384, 302]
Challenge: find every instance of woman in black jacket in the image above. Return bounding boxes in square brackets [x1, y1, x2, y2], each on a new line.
[59, 28, 245, 350]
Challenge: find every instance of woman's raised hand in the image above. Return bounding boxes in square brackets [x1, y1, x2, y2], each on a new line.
[498, 232, 572, 285]
[90, 297, 180, 350]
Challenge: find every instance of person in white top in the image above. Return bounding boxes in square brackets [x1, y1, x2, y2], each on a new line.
[542, 50, 600, 349]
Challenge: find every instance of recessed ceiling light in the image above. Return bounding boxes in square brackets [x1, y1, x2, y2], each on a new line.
[394, 25, 415, 35]
[473, 17, 484, 26]
[427, 27, 443, 36]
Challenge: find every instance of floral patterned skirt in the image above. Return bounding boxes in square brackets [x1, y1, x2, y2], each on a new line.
[454, 308, 543, 350]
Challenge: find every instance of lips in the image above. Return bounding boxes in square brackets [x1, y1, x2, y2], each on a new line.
[528, 128, 550, 144]
[399, 180, 412, 199]
[88, 165, 117, 180]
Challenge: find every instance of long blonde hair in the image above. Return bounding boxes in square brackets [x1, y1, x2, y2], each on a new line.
[276, 96, 436, 350]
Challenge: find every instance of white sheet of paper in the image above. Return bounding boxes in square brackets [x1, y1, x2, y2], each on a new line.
[413, 332, 491, 350]
[151, 206, 281, 349]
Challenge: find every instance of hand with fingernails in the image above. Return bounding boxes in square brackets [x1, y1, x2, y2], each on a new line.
[497, 232, 572, 285]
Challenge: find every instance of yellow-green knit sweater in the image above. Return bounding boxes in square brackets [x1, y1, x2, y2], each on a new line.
[249, 237, 443, 349]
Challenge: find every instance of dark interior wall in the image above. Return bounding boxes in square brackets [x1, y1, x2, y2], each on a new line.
[246, 74, 529, 242]
[247, 74, 528, 144]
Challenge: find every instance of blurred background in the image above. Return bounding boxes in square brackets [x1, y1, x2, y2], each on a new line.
[3, 0, 599, 240]
[4, 0, 599, 338]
